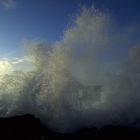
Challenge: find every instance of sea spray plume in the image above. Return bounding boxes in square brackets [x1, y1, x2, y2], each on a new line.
[22, 41, 79, 131]
[0, 6, 139, 132]
[26, 7, 140, 131]
[0, 6, 123, 131]
[104, 45, 140, 127]
[36, 43, 78, 131]
[0, 71, 27, 116]
[32, 7, 111, 131]
[62, 6, 110, 86]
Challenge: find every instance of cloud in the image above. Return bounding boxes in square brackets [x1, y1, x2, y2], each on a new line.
[0, 56, 31, 72]
[0, 57, 27, 64]
[11, 58, 27, 65]
[1, 0, 16, 9]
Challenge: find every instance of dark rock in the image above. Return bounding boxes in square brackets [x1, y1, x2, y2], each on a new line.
[0, 114, 140, 140]
[0, 114, 41, 140]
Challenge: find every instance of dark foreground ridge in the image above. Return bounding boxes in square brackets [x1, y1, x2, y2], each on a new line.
[0, 114, 140, 140]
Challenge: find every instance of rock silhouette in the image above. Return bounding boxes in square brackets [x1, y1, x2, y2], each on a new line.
[0, 114, 41, 140]
[0, 114, 140, 140]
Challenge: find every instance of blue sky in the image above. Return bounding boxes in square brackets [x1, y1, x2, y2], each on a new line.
[0, 0, 140, 58]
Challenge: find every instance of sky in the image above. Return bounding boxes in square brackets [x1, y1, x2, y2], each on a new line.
[0, 0, 140, 59]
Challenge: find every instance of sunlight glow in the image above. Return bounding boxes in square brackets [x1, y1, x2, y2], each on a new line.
[0, 60, 13, 75]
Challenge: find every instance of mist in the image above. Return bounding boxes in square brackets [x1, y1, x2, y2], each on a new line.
[0, 6, 140, 132]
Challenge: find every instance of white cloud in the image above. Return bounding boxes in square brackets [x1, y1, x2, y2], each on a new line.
[11, 58, 26, 64]
[0, 56, 32, 73]
[1, 0, 16, 9]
